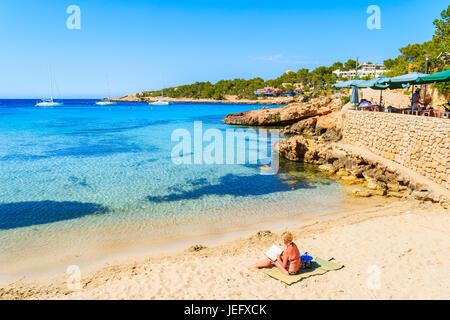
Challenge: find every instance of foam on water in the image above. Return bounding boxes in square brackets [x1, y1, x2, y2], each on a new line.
[0, 100, 346, 274]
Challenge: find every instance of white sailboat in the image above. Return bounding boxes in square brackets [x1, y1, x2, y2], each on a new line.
[151, 99, 172, 106]
[149, 87, 172, 106]
[96, 75, 117, 106]
[35, 98, 63, 107]
[95, 98, 117, 106]
[36, 66, 63, 107]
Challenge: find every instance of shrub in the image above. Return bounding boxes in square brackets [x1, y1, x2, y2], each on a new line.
[341, 95, 350, 105]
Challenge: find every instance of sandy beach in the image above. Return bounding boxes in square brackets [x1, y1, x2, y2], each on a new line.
[1, 199, 448, 300]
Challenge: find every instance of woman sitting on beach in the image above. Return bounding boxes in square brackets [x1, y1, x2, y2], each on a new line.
[253, 232, 301, 275]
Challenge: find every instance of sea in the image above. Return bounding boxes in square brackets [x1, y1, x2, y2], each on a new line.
[0, 99, 348, 276]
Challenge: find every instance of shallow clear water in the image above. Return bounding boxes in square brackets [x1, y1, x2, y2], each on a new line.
[0, 99, 346, 274]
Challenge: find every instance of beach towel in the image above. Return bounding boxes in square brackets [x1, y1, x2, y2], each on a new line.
[264, 257, 344, 285]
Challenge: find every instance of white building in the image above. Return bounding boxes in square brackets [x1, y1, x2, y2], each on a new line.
[333, 63, 388, 79]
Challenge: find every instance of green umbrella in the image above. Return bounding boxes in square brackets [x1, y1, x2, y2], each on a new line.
[355, 77, 390, 106]
[355, 77, 390, 89]
[415, 69, 450, 84]
[332, 79, 365, 88]
[387, 72, 428, 89]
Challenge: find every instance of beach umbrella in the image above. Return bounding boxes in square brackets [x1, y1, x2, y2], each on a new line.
[355, 77, 390, 89]
[332, 79, 364, 88]
[355, 77, 391, 106]
[415, 69, 450, 84]
[350, 86, 359, 104]
[386, 72, 428, 89]
[386, 72, 428, 106]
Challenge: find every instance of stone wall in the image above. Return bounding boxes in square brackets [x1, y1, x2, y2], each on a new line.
[342, 110, 450, 190]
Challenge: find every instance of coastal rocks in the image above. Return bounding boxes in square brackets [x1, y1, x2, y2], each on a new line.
[387, 191, 406, 199]
[340, 176, 364, 185]
[318, 163, 336, 174]
[366, 180, 380, 190]
[223, 97, 335, 126]
[315, 112, 340, 136]
[282, 117, 318, 136]
[350, 188, 372, 198]
[276, 136, 310, 161]
[276, 135, 329, 163]
[277, 138, 415, 199]
[411, 191, 434, 202]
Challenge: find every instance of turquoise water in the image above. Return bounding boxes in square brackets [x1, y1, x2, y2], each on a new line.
[0, 99, 346, 273]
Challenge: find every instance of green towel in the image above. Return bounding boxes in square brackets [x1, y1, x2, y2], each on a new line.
[264, 257, 344, 285]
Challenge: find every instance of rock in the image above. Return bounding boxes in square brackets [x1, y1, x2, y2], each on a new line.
[276, 136, 309, 161]
[350, 188, 372, 198]
[188, 244, 206, 252]
[386, 182, 400, 192]
[372, 189, 387, 196]
[412, 191, 433, 201]
[282, 117, 318, 135]
[409, 182, 428, 192]
[362, 170, 376, 180]
[318, 163, 335, 174]
[320, 129, 341, 142]
[277, 136, 326, 162]
[223, 97, 335, 126]
[350, 168, 365, 178]
[315, 112, 341, 136]
[340, 176, 364, 185]
[366, 180, 378, 190]
[335, 169, 349, 177]
[387, 191, 405, 198]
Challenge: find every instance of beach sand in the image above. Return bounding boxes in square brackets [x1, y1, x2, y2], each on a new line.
[1, 200, 448, 300]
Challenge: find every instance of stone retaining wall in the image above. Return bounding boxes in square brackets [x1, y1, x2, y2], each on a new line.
[342, 110, 450, 190]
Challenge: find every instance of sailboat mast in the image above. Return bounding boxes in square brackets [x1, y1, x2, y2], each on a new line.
[48, 65, 54, 101]
[106, 75, 111, 100]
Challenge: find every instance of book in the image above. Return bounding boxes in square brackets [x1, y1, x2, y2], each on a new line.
[265, 244, 283, 261]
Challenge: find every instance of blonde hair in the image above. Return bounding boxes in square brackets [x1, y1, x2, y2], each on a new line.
[281, 232, 293, 243]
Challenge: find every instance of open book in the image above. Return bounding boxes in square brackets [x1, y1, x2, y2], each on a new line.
[265, 244, 283, 261]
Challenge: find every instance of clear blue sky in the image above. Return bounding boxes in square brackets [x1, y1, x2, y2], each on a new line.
[0, 0, 447, 98]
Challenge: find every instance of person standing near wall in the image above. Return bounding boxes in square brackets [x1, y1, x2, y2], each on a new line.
[411, 88, 421, 110]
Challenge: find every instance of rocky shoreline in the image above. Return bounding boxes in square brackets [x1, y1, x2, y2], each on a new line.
[111, 95, 296, 105]
[223, 96, 450, 208]
[223, 97, 339, 126]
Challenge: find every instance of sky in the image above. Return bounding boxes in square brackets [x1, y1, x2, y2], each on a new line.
[0, 0, 447, 98]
